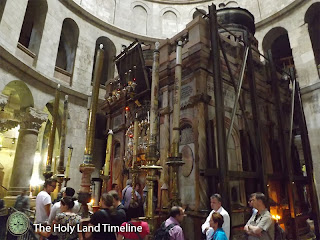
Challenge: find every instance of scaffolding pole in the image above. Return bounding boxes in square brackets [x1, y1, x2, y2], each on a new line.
[268, 52, 298, 238]
[208, 4, 230, 211]
[292, 71, 320, 239]
[245, 35, 268, 198]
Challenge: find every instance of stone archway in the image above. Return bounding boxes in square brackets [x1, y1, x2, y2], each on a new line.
[1, 81, 47, 199]
[305, 2, 320, 76]
[1, 81, 35, 195]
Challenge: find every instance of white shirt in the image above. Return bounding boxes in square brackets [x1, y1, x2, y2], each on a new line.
[48, 200, 81, 224]
[35, 191, 52, 223]
[201, 206, 230, 240]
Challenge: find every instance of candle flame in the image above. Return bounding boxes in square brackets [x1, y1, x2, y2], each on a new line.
[272, 215, 281, 220]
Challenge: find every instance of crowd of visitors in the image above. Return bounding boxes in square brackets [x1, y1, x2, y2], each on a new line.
[0, 176, 273, 240]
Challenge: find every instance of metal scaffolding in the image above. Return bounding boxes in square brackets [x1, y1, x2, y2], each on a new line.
[203, 3, 320, 239]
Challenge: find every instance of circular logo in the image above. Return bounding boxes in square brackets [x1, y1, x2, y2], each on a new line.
[7, 211, 30, 236]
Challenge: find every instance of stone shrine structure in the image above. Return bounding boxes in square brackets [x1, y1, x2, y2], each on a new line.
[0, 0, 319, 239]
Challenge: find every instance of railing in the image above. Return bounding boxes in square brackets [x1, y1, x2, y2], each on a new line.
[1, 207, 37, 240]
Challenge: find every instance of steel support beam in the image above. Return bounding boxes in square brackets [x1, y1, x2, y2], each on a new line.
[209, 4, 229, 211]
[292, 71, 320, 239]
[245, 36, 268, 197]
[268, 52, 298, 238]
[226, 46, 249, 146]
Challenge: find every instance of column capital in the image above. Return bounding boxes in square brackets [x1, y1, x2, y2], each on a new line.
[18, 107, 48, 131]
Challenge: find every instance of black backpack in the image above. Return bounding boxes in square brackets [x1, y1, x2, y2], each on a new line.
[274, 222, 286, 240]
[154, 221, 177, 240]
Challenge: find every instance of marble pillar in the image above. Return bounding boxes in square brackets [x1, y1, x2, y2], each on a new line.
[288, 24, 319, 87]
[197, 101, 209, 210]
[8, 107, 48, 195]
[159, 87, 170, 207]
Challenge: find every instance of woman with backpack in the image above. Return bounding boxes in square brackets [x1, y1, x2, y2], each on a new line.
[117, 206, 150, 240]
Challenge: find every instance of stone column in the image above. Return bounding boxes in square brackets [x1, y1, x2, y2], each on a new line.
[197, 100, 209, 210]
[8, 107, 48, 195]
[159, 87, 170, 207]
[288, 24, 319, 87]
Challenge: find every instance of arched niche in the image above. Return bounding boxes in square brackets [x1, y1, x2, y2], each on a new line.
[162, 11, 178, 38]
[18, 0, 47, 57]
[213, 117, 246, 208]
[305, 2, 320, 76]
[92, 37, 116, 85]
[262, 27, 294, 71]
[132, 5, 147, 35]
[0, 0, 7, 22]
[212, 117, 243, 171]
[55, 18, 79, 74]
[2, 80, 34, 111]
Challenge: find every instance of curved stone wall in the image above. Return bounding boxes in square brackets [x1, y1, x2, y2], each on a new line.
[72, 0, 297, 38]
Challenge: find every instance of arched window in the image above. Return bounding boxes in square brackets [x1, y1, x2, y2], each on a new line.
[162, 11, 178, 38]
[193, 9, 206, 19]
[305, 3, 320, 76]
[262, 27, 294, 72]
[92, 37, 116, 85]
[132, 5, 147, 35]
[18, 0, 47, 57]
[0, 0, 7, 22]
[55, 18, 79, 83]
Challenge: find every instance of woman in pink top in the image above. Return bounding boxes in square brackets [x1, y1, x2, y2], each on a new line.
[117, 207, 150, 240]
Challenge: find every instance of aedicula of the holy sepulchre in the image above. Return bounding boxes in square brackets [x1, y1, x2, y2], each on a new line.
[0, 0, 320, 239]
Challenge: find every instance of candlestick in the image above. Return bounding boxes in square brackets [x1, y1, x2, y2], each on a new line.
[132, 115, 139, 168]
[65, 145, 73, 179]
[53, 156, 58, 175]
[104, 129, 113, 176]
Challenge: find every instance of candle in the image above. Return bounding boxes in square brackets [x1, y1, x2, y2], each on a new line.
[147, 111, 150, 123]
[65, 145, 73, 178]
[104, 130, 113, 176]
[53, 156, 58, 175]
[132, 116, 139, 168]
